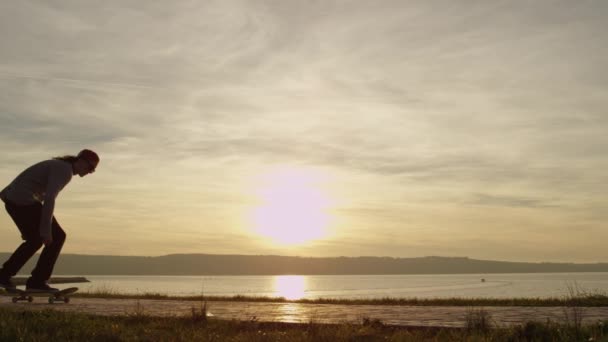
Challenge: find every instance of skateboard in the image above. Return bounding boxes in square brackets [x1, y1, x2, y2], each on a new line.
[6, 287, 78, 304]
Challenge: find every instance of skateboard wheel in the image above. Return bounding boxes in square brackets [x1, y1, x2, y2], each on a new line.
[64, 297, 70, 304]
[12, 297, 18, 303]
[27, 296, 33, 303]
[48, 297, 54, 304]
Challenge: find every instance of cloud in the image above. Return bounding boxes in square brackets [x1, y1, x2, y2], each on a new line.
[0, 0, 607, 260]
[468, 193, 557, 209]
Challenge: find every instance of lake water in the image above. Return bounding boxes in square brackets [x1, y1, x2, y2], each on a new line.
[75, 273, 608, 300]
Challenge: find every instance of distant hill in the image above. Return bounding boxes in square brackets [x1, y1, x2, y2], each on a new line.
[2, 253, 608, 276]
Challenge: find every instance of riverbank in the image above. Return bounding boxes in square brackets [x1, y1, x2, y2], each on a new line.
[2, 295, 608, 328]
[1, 301, 607, 341]
[72, 291, 608, 307]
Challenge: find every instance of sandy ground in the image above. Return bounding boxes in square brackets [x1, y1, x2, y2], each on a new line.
[1, 296, 608, 328]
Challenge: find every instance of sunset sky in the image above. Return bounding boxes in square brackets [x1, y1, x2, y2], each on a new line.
[0, 1, 606, 262]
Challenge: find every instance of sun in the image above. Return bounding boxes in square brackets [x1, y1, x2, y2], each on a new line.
[251, 166, 332, 245]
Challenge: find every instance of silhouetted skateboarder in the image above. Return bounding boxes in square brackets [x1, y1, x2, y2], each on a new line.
[0, 149, 99, 292]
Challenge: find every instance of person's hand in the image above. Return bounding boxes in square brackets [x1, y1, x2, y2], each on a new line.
[42, 236, 53, 247]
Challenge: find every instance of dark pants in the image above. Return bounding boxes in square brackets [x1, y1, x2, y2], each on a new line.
[1, 201, 66, 283]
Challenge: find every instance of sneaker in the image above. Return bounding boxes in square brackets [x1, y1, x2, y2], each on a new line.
[26, 280, 59, 293]
[0, 276, 16, 291]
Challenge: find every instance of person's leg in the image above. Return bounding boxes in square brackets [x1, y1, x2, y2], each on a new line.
[0, 203, 44, 280]
[29, 216, 66, 285]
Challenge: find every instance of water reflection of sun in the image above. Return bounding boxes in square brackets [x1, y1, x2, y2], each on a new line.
[274, 275, 306, 300]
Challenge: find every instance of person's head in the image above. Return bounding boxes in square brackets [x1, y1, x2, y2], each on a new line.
[55, 149, 100, 177]
[74, 149, 100, 177]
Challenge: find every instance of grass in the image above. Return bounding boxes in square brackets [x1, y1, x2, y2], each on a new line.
[68, 290, 608, 307]
[1, 307, 607, 341]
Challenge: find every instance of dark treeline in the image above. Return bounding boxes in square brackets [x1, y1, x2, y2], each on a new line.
[2, 253, 608, 276]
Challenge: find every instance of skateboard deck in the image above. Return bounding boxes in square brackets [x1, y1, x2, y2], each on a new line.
[6, 287, 78, 304]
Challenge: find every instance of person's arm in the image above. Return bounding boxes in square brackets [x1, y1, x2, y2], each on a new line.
[39, 167, 70, 244]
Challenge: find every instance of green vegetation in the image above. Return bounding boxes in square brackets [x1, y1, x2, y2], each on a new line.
[3, 284, 607, 306]
[70, 290, 608, 307]
[0, 306, 607, 341]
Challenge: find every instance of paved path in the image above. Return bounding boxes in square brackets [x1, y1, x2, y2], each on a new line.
[2, 297, 607, 328]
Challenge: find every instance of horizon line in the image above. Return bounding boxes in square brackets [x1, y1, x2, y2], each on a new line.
[2, 252, 606, 264]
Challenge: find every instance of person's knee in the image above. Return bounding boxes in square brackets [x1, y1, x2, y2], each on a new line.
[54, 230, 67, 244]
[51, 218, 67, 244]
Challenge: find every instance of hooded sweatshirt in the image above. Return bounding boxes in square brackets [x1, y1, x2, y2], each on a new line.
[0, 159, 73, 239]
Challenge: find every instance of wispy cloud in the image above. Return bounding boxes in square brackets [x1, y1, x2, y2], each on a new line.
[0, 0, 606, 261]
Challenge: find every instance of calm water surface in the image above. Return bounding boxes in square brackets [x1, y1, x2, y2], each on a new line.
[75, 273, 608, 299]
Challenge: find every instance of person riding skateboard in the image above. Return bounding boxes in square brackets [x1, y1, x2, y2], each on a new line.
[0, 149, 99, 292]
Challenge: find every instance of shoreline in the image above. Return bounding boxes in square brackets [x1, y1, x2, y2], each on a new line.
[71, 291, 608, 307]
[2, 295, 608, 328]
[4, 288, 607, 307]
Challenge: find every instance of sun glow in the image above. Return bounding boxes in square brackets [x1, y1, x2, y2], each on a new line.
[274, 275, 306, 300]
[251, 166, 333, 245]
